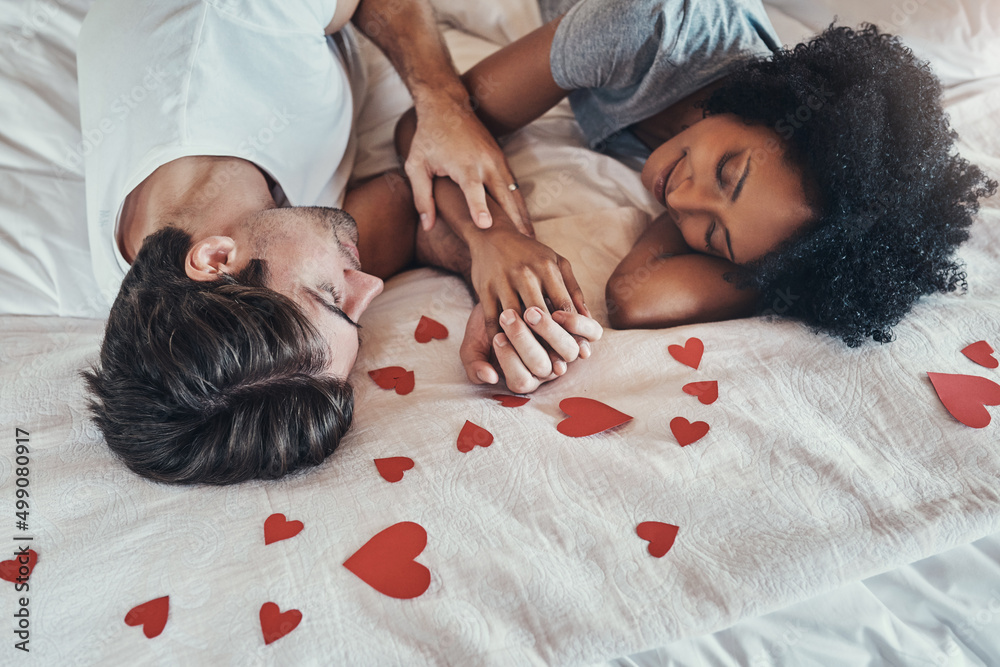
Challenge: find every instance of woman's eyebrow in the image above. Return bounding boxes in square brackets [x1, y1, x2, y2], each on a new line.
[731, 156, 751, 203]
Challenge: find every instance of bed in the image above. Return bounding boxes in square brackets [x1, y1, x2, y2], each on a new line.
[1, 0, 999, 664]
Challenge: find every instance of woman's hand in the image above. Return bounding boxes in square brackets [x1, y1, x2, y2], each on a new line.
[466, 226, 589, 348]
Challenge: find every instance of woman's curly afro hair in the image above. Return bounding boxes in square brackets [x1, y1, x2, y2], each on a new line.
[702, 24, 996, 347]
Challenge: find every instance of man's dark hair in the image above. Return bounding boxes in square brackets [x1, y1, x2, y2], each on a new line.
[83, 226, 353, 485]
[704, 24, 997, 346]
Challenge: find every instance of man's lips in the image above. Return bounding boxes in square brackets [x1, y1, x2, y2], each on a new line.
[653, 153, 683, 207]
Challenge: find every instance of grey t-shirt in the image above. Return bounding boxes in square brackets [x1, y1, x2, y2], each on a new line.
[539, 0, 779, 158]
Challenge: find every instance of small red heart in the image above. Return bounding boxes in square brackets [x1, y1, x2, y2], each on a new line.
[962, 340, 999, 369]
[668, 337, 704, 370]
[928, 372, 1000, 428]
[375, 457, 414, 483]
[368, 366, 415, 395]
[259, 602, 302, 645]
[636, 522, 679, 558]
[492, 394, 529, 408]
[457, 421, 493, 453]
[670, 417, 710, 446]
[125, 596, 169, 639]
[343, 522, 430, 599]
[415, 316, 448, 343]
[264, 513, 303, 545]
[0, 548, 37, 583]
[557, 397, 633, 437]
[682, 380, 718, 405]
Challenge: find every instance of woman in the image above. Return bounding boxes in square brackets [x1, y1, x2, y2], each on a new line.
[397, 0, 995, 390]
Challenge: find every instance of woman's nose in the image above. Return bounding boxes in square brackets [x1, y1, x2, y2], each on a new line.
[344, 269, 384, 320]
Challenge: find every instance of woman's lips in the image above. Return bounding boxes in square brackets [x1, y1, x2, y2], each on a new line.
[654, 153, 683, 207]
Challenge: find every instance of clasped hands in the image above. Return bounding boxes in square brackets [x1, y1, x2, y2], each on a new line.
[460, 225, 603, 394]
[401, 98, 601, 394]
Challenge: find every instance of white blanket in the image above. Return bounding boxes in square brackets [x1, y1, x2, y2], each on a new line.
[1, 0, 1000, 664]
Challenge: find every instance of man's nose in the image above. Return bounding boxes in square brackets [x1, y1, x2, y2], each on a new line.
[344, 269, 384, 320]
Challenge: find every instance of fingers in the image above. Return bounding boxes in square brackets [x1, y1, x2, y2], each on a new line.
[499, 309, 552, 378]
[456, 178, 493, 230]
[523, 306, 580, 364]
[404, 158, 437, 231]
[551, 309, 604, 348]
[486, 172, 534, 238]
[558, 260, 588, 316]
[493, 333, 543, 394]
[460, 306, 499, 385]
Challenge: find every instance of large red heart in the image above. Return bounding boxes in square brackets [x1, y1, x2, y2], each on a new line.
[636, 522, 679, 558]
[557, 397, 633, 437]
[375, 457, 414, 483]
[264, 513, 303, 546]
[457, 421, 493, 453]
[962, 340, 999, 369]
[0, 548, 37, 583]
[415, 316, 448, 343]
[682, 380, 718, 405]
[343, 522, 430, 599]
[492, 394, 530, 408]
[668, 337, 704, 370]
[124, 596, 169, 639]
[369, 366, 415, 395]
[259, 602, 302, 645]
[670, 417, 710, 446]
[928, 372, 1000, 428]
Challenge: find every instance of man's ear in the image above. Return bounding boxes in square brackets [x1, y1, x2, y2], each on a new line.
[184, 236, 241, 282]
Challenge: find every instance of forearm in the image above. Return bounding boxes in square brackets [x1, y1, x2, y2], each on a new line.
[396, 107, 519, 269]
[353, 0, 467, 109]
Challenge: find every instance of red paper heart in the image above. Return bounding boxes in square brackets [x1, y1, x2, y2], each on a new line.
[962, 340, 999, 369]
[264, 513, 303, 546]
[636, 522, 679, 558]
[369, 366, 415, 395]
[343, 522, 430, 599]
[928, 372, 1000, 428]
[457, 421, 493, 453]
[259, 602, 302, 645]
[0, 548, 37, 583]
[125, 596, 169, 639]
[668, 337, 704, 370]
[492, 394, 530, 408]
[414, 316, 448, 343]
[670, 417, 710, 446]
[557, 397, 633, 437]
[682, 380, 718, 405]
[375, 457, 414, 483]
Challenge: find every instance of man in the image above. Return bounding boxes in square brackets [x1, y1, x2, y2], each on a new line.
[79, 0, 599, 485]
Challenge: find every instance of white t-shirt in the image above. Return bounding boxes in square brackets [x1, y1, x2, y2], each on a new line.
[77, 0, 366, 306]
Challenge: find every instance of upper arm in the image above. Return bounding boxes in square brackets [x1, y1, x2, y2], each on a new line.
[606, 215, 759, 329]
[459, 17, 571, 137]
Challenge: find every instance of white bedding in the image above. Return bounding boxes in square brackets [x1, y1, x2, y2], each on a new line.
[1, 0, 999, 664]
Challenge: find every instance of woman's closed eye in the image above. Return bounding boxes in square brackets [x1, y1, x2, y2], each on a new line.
[716, 151, 737, 191]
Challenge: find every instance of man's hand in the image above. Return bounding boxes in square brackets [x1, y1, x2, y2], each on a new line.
[401, 105, 532, 236]
[460, 303, 603, 394]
